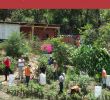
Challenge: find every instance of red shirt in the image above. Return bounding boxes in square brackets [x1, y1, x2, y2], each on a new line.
[4, 59, 11, 68]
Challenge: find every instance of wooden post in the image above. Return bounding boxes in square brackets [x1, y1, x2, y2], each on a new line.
[32, 25, 34, 40]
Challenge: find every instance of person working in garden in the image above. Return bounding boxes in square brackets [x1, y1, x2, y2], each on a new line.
[25, 64, 31, 87]
[18, 56, 25, 81]
[53, 60, 58, 80]
[48, 57, 54, 65]
[102, 68, 107, 88]
[59, 73, 65, 94]
[39, 67, 46, 85]
[3, 56, 12, 81]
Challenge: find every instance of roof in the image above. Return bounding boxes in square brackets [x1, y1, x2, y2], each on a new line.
[0, 21, 60, 28]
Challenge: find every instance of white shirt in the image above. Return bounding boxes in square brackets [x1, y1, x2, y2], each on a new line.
[39, 73, 46, 85]
[59, 75, 65, 83]
[18, 59, 25, 67]
[9, 74, 15, 86]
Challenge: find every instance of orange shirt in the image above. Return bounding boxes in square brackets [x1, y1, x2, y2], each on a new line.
[25, 67, 31, 76]
[102, 70, 107, 78]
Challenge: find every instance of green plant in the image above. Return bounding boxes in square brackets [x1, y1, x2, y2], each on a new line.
[94, 23, 110, 50]
[71, 93, 82, 100]
[5, 32, 31, 57]
[30, 36, 41, 55]
[46, 65, 54, 83]
[47, 38, 75, 73]
[38, 55, 48, 67]
[66, 67, 93, 95]
[72, 45, 110, 76]
[86, 92, 97, 100]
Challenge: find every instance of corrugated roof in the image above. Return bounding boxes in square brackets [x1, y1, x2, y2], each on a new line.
[0, 21, 60, 27]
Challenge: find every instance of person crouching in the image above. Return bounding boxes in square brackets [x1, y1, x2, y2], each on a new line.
[25, 64, 31, 87]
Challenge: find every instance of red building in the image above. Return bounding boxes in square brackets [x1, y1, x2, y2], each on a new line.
[20, 23, 60, 40]
[0, 22, 60, 40]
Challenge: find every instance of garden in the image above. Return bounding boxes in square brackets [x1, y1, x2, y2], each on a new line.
[0, 9, 110, 100]
[0, 30, 109, 100]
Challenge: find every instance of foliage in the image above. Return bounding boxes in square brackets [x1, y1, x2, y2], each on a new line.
[71, 93, 82, 100]
[38, 55, 48, 67]
[46, 65, 54, 83]
[72, 45, 110, 76]
[49, 38, 75, 72]
[0, 9, 108, 34]
[5, 32, 31, 58]
[80, 24, 98, 45]
[30, 36, 42, 55]
[86, 92, 97, 100]
[94, 23, 110, 50]
[65, 67, 93, 96]
[102, 89, 110, 100]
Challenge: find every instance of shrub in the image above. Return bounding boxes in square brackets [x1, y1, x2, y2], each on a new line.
[71, 93, 82, 100]
[65, 67, 94, 95]
[86, 92, 97, 100]
[47, 38, 75, 73]
[30, 36, 41, 55]
[38, 55, 48, 67]
[72, 45, 110, 76]
[5, 32, 31, 58]
[94, 23, 110, 50]
[46, 65, 54, 83]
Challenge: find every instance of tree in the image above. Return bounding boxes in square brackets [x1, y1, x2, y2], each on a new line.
[49, 38, 74, 73]
[0, 9, 12, 21]
[94, 23, 110, 50]
[72, 45, 110, 76]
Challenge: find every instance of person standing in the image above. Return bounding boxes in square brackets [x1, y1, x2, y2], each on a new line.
[59, 73, 65, 94]
[39, 68, 46, 85]
[53, 60, 58, 80]
[18, 56, 25, 81]
[102, 68, 107, 88]
[25, 64, 31, 87]
[48, 57, 54, 65]
[3, 57, 12, 81]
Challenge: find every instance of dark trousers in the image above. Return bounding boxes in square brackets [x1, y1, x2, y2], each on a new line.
[4, 67, 12, 81]
[26, 76, 30, 87]
[53, 72, 57, 80]
[59, 82, 63, 93]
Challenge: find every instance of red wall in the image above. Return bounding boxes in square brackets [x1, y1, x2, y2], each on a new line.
[20, 26, 32, 38]
[20, 26, 58, 40]
[61, 35, 80, 47]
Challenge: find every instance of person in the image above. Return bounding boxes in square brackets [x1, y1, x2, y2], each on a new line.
[8, 71, 15, 86]
[53, 60, 58, 80]
[102, 68, 107, 88]
[3, 57, 12, 81]
[59, 73, 65, 94]
[39, 69, 46, 85]
[25, 64, 31, 87]
[48, 57, 54, 65]
[18, 56, 25, 81]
